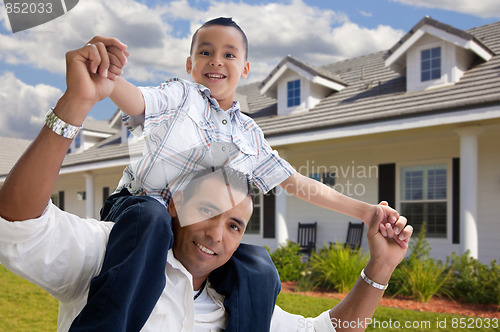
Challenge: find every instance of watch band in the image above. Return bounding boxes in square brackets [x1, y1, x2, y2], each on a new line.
[45, 108, 82, 139]
[360, 268, 389, 290]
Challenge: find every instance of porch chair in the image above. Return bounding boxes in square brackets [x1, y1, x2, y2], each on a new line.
[297, 222, 317, 257]
[344, 221, 364, 250]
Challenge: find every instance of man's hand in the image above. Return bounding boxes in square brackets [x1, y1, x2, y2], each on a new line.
[61, 36, 128, 124]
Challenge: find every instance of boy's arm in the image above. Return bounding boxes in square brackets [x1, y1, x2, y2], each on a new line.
[110, 76, 145, 117]
[280, 172, 401, 234]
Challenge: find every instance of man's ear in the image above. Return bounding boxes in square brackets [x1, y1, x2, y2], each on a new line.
[186, 57, 192, 75]
[168, 191, 184, 218]
[240, 61, 250, 79]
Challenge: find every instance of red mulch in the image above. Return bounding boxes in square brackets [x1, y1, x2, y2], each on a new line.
[281, 281, 500, 318]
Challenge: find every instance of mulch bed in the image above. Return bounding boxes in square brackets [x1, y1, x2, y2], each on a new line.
[281, 281, 500, 319]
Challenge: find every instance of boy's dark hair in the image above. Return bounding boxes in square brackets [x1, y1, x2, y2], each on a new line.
[190, 17, 249, 60]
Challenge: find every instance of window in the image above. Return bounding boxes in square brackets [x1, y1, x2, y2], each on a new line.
[421, 47, 441, 82]
[400, 164, 447, 238]
[246, 186, 261, 234]
[309, 172, 336, 186]
[287, 79, 300, 107]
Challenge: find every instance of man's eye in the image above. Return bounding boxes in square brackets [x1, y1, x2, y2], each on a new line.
[230, 224, 240, 232]
[200, 207, 213, 216]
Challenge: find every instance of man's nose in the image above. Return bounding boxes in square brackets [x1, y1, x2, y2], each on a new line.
[205, 219, 224, 242]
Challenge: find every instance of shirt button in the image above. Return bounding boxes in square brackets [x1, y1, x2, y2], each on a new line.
[222, 146, 227, 152]
[222, 119, 227, 125]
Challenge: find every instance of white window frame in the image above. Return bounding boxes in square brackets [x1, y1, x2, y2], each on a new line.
[396, 159, 452, 242]
[245, 188, 263, 236]
[415, 41, 446, 90]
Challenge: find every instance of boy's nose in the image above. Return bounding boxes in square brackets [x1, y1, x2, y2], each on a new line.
[210, 56, 223, 67]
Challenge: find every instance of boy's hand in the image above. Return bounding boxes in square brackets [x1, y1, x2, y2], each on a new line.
[63, 36, 128, 122]
[370, 201, 411, 249]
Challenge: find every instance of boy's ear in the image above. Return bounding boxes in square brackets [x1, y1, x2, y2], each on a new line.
[186, 57, 192, 75]
[240, 61, 250, 79]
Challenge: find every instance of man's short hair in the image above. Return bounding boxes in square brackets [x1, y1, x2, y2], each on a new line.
[182, 166, 254, 204]
[190, 17, 249, 60]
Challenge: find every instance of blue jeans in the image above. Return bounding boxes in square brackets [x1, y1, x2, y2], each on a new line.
[69, 189, 280, 332]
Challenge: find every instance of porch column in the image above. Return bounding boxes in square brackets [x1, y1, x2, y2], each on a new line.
[275, 186, 289, 246]
[456, 126, 483, 259]
[84, 173, 95, 219]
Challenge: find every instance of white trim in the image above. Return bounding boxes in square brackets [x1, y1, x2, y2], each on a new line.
[385, 30, 425, 68]
[396, 160, 452, 242]
[59, 158, 132, 174]
[266, 104, 500, 147]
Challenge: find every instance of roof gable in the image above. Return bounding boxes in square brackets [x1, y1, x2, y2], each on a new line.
[259, 55, 347, 99]
[385, 16, 495, 75]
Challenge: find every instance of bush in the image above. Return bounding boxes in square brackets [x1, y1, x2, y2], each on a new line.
[309, 242, 369, 293]
[389, 223, 450, 302]
[268, 240, 306, 281]
[444, 252, 500, 305]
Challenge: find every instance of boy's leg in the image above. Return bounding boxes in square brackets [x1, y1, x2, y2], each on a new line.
[209, 243, 281, 332]
[70, 189, 173, 332]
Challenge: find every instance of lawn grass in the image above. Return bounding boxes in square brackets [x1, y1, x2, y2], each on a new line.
[277, 292, 499, 332]
[1, 265, 498, 331]
[0, 265, 58, 331]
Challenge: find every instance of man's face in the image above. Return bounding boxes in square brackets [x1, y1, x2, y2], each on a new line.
[186, 25, 250, 111]
[168, 173, 253, 282]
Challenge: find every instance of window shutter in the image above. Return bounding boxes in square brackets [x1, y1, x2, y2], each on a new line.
[263, 191, 276, 238]
[452, 158, 460, 244]
[378, 163, 395, 207]
[58, 191, 65, 211]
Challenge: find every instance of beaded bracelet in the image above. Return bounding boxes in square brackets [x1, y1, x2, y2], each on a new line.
[45, 108, 82, 139]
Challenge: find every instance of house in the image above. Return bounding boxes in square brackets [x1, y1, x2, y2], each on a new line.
[1, 17, 499, 264]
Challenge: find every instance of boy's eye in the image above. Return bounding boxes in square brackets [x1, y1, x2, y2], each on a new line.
[225, 53, 236, 58]
[200, 51, 210, 56]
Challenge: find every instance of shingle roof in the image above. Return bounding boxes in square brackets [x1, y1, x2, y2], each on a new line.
[238, 20, 500, 137]
[0, 137, 32, 177]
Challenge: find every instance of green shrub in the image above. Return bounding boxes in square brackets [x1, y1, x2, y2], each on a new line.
[389, 223, 450, 302]
[268, 240, 306, 281]
[444, 252, 500, 305]
[295, 269, 319, 292]
[309, 242, 369, 293]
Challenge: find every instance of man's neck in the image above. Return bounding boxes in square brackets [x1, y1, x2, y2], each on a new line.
[193, 276, 208, 291]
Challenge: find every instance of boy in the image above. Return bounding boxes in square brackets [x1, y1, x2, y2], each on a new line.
[73, 17, 403, 331]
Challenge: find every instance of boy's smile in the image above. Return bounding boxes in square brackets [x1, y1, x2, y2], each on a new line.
[186, 25, 250, 111]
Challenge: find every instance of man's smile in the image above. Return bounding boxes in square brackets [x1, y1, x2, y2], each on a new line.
[194, 241, 217, 255]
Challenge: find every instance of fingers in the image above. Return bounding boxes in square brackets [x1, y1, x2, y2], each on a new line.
[84, 36, 129, 79]
[379, 217, 413, 249]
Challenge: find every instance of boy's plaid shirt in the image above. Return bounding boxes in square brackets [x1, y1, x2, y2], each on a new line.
[116, 78, 294, 204]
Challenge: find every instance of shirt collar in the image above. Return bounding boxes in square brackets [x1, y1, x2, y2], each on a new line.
[193, 82, 243, 126]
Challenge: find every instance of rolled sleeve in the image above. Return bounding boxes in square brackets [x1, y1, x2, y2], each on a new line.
[270, 306, 335, 331]
[0, 202, 113, 302]
[252, 145, 295, 194]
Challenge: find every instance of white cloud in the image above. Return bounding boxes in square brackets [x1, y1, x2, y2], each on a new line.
[0, 0, 405, 85]
[391, 0, 500, 19]
[0, 72, 62, 139]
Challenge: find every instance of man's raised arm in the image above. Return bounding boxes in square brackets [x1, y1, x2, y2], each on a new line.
[0, 38, 128, 221]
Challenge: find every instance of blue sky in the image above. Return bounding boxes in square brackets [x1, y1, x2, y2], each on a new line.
[1, 0, 499, 139]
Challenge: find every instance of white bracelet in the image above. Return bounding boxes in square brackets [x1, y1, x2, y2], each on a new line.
[45, 108, 82, 139]
[360, 268, 388, 290]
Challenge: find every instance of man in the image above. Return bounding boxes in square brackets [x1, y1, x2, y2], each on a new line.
[0, 38, 413, 331]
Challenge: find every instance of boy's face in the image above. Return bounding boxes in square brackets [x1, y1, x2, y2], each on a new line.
[186, 25, 250, 111]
